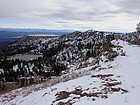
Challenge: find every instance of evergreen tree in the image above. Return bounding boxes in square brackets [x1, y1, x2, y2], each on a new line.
[136, 22, 140, 33]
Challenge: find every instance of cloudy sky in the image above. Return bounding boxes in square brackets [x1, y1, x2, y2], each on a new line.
[0, 0, 139, 32]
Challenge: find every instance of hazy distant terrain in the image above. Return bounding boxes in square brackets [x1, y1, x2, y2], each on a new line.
[0, 28, 73, 41]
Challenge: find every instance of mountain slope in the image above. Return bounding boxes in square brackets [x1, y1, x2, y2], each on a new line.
[0, 30, 117, 84]
[1, 40, 140, 105]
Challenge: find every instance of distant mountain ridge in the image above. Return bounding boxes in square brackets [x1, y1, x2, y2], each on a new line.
[0, 28, 74, 33]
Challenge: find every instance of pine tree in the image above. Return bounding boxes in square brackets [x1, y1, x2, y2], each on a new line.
[136, 22, 140, 33]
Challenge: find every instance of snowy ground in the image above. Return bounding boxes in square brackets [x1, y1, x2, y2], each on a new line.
[1, 40, 140, 105]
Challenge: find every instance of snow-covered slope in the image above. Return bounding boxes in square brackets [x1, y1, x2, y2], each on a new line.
[1, 40, 140, 105]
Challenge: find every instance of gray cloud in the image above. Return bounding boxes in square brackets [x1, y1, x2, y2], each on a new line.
[0, 0, 119, 20]
[114, 0, 140, 15]
[0, 0, 139, 31]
